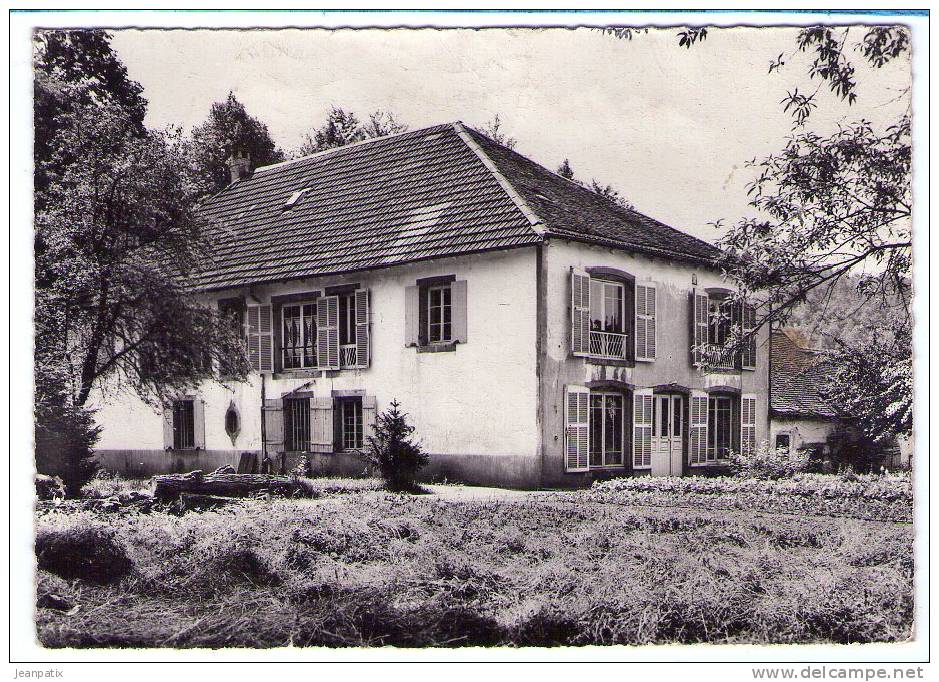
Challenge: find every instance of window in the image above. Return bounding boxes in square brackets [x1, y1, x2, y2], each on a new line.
[588, 392, 624, 467]
[707, 296, 733, 347]
[284, 397, 311, 452]
[589, 280, 624, 333]
[338, 292, 356, 346]
[707, 396, 733, 461]
[218, 299, 245, 375]
[172, 399, 195, 450]
[338, 397, 363, 450]
[427, 285, 452, 343]
[224, 402, 240, 444]
[282, 302, 317, 369]
[775, 433, 792, 453]
[672, 396, 683, 437]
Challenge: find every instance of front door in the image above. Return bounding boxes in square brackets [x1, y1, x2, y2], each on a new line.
[651, 394, 684, 476]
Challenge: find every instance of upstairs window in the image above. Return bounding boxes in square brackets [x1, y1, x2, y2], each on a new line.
[427, 284, 453, 343]
[282, 302, 317, 369]
[590, 280, 625, 334]
[707, 295, 733, 347]
[570, 269, 642, 362]
[338, 292, 356, 346]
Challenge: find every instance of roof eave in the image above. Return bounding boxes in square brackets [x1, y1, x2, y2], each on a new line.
[548, 231, 723, 269]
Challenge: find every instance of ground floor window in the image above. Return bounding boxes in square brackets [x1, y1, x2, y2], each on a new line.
[774, 433, 792, 453]
[338, 397, 363, 450]
[284, 397, 311, 452]
[172, 399, 195, 450]
[707, 395, 733, 461]
[589, 392, 624, 467]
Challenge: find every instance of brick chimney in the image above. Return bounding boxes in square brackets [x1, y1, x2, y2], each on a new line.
[227, 150, 252, 183]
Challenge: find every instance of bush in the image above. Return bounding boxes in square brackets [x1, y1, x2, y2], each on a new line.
[35, 523, 132, 584]
[35, 474, 65, 501]
[34, 380, 100, 498]
[80, 470, 139, 499]
[359, 400, 428, 492]
[729, 443, 810, 480]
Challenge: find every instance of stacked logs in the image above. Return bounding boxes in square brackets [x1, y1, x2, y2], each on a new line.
[152, 465, 306, 501]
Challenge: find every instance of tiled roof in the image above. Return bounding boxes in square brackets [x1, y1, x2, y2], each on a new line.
[770, 329, 839, 419]
[192, 122, 721, 291]
[463, 127, 722, 264]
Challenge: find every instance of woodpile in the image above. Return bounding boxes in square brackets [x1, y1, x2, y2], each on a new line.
[152, 467, 306, 500]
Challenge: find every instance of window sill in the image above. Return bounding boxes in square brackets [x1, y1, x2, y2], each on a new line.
[416, 342, 457, 354]
[165, 447, 202, 453]
[585, 356, 634, 368]
[275, 369, 322, 379]
[589, 464, 627, 471]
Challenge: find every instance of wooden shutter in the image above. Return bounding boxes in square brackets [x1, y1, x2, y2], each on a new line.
[404, 285, 420, 347]
[632, 388, 653, 469]
[354, 289, 370, 368]
[310, 396, 334, 453]
[741, 394, 757, 456]
[570, 268, 590, 356]
[452, 279, 468, 344]
[564, 385, 590, 472]
[162, 404, 174, 450]
[741, 302, 757, 370]
[193, 398, 206, 449]
[246, 304, 273, 372]
[262, 398, 284, 454]
[362, 395, 378, 444]
[635, 283, 656, 361]
[317, 296, 340, 370]
[691, 289, 709, 367]
[689, 390, 709, 465]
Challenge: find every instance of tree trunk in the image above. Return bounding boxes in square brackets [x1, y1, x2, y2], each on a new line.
[152, 470, 305, 500]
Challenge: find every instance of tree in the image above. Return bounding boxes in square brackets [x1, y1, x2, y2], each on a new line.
[36, 96, 251, 412]
[480, 113, 517, 150]
[555, 158, 634, 209]
[33, 30, 147, 198]
[588, 179, 635, 210]
[297, 106, 408, 156]
[359, 400, 428, 491]
[823, 325, 912, 444]
[189, 92, 284, 193]
[605, 25, 913, 438]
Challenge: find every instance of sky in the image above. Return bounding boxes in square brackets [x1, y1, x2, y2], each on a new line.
[110, 26, 910, 244]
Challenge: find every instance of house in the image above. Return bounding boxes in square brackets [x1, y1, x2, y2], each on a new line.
[768, 328, 842, 460]
[769, 328, 912, 470]
[91, 122, 770, 488]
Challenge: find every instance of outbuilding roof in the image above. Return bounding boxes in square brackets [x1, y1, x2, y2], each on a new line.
[770, 329, 840, 419]
[192, 122, 722, 291]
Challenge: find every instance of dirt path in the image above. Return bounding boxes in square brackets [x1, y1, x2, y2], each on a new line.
[421, 484, 557, 502]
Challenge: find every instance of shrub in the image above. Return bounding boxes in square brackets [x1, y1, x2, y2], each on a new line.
[35, 474, 65, 501]
[34, 377, 101, 498]
[35, 523, 132, 584]
[359, 400, 428, 492]
[729, 443, 810, 480]
[80, 470, 137, 499]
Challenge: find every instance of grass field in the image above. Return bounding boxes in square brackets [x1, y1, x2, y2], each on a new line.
[35, 475, 914, 648]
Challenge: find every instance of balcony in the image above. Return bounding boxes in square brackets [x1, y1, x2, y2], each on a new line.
[589, 330, 629, 360]
[701, 344, 736, 371]
[340, 344, 357, 368]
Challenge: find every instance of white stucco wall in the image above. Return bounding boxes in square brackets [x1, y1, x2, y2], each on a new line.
[539, 239, 771, 482]
[92, 247, 541, 476]
[769, 418, 838, 452]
